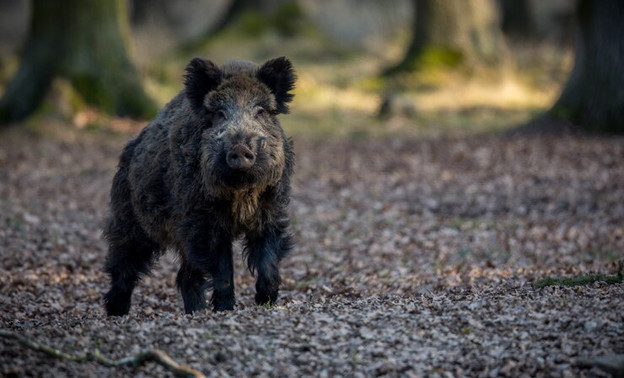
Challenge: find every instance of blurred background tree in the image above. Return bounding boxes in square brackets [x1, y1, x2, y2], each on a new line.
[550, 0, 624, 134]
[129, 0, 302, 61]
[499, 0, 537, 40]
[1, 0, 621, 135]
[384, 0, 506, 75]
[129, 0, 231, 61]
[0, 0, 156, 126]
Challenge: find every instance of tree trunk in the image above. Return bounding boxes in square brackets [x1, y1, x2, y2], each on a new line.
[499, 0, 536, 39]
[208, 0, 294, 36]
[0, 0, 156, 125]
[386, 0, 506, 75]
[550, 0, 624, 134]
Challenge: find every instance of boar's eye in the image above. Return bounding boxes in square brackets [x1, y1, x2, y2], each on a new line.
[254, 107, 267, 119]
[214, 109, 228, 121]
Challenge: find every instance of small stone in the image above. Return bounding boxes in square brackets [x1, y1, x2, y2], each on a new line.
[584, 321, 598, 332]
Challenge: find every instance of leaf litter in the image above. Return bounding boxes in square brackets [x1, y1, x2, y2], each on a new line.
[0, 130, 623, 377]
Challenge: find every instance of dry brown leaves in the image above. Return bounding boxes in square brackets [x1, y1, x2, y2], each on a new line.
[0, 130, 622, 377]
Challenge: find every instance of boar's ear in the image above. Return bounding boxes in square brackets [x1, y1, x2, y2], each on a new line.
[257, 57, 296, 114]
[184, 58, 222, 113]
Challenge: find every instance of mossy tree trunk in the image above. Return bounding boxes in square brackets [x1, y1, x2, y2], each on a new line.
[550, 0, 624, 134]
[385, 0, 506, 74]
[0, 0, 156, 125]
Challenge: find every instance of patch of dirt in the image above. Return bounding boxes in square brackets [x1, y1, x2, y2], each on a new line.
[1, 128, 622, 377]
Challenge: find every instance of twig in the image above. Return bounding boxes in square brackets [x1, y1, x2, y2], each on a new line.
[0, 330, 205, 378]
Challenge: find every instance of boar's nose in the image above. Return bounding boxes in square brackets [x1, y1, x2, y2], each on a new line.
[226, 144, 256, 170]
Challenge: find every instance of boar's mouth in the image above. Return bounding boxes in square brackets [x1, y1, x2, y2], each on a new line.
[201, 140, 284, 197]
[218, 167, 260, 189]
[203, 151, 268, 193]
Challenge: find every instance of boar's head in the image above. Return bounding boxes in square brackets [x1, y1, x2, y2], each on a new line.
[184, 57, 296, 195]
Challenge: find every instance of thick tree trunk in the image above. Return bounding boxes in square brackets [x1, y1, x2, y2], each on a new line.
[0, 0, 156, 125]
[499, 0, 536, 39]
[550, 0, 624, 134]
[386, 0, 505, 74]
[0, 1, 59, 122]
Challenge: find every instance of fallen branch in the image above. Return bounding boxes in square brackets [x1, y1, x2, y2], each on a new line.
[0, 330, 205, 378]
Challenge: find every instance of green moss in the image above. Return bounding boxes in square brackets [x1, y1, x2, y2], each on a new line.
[534, 274, 622, 288]
[70, 74, 114, 114]
[272, 1, 304, 36]
[534, 262, 623, 288]
[51, 79, 88, 114]
[356, 76, 387, 93]
[238, 1, 305, 38]
[418, 47, 464, 69]
[387, 47, 464, 76]
[238, 12, 268, 36]
[69, 72, 156, 120]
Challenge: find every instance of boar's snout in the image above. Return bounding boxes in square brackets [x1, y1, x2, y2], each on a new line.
[226, 143, 256, 170]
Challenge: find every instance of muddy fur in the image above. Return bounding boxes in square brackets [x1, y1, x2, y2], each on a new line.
[103, 57, 296, 315]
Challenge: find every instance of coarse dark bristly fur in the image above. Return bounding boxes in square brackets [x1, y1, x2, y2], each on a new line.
[102, 57, 296, 315]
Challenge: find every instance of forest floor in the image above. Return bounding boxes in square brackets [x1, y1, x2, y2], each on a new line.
[0, 25, 622, 376]
[0, 120, 623, 377]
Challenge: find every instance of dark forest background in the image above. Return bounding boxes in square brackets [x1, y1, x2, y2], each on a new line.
[1, 0, 621, 135]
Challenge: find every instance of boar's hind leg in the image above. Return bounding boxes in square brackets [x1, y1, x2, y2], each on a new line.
[103, 219, 160, 316]
[246, 225, 294, 306]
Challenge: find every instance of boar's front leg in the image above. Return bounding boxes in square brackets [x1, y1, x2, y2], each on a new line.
[176, 260, 208, 314]
[209, 243, 235, 312]
[181, 219, 235, 313]
[245, 220, 294, 306]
